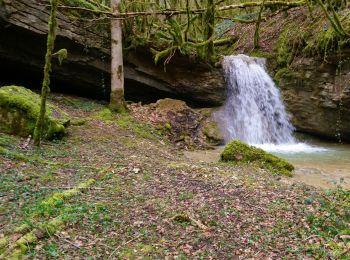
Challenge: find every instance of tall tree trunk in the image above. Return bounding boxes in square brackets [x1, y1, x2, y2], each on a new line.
[110, 0, 126, 111]
[33, 0, 58, 146]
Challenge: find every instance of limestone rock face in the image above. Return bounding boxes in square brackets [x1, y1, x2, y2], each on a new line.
[274, 54, 350, 141]
[0, 0, 225, 106]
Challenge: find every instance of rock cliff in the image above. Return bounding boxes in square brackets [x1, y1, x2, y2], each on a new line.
[0, 0, 225, 106]
[274, 54, 350, 141]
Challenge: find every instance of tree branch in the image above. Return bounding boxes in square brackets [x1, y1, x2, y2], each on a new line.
[55, 1, 306, 20]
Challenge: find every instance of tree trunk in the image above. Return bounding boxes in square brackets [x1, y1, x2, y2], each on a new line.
[110, 0, 125, 111]
[254, 0, 265, 49]
[33, 0, 58, 146]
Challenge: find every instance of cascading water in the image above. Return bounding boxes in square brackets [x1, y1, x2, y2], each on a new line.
[214, 54, 295, 145]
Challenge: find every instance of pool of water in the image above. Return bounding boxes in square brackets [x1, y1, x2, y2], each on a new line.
[263, 139, 350, 189]
[184, 136, 350, 189]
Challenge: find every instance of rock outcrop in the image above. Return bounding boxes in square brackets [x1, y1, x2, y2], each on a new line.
[274, 53, 350, 141]
[0, 86, 69, 139]
[129, 98, 224, 148]
[0, 0, 225, 106]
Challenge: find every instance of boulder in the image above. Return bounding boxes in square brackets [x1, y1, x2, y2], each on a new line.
[220, 140, 294, 176]
[0, 0, 225, 106]
[0, 86, 69, 139]
[129, 98, 224, 148]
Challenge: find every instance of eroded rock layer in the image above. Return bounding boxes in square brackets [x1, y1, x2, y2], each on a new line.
[0, 0, 225, 106]
[274, 54, 350, 141]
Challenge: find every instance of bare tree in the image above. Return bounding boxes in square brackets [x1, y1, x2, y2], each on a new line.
[33, 0, 58, 146]
[110, 0, 125, 111]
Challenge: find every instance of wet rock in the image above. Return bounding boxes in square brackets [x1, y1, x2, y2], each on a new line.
[273, 54, 350, 141]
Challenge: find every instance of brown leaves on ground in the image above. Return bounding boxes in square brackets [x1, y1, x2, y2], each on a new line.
[0, 95, 342, 259]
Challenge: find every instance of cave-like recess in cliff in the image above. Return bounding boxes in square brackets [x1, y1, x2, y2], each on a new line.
[0, 55, 193, 105]
[0, 23, 196, 105]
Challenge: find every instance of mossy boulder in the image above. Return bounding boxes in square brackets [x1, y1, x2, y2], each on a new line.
[0, 86, 69, 139]
[220, 140, 294, 176]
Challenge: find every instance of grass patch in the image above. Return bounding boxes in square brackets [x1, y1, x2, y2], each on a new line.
[305, 189, 350, 258]
[116, 113, 161, 140]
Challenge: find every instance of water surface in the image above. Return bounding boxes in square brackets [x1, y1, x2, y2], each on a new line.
[185, 137, 350, 189]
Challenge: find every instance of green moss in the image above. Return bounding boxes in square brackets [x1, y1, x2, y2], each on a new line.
[14, 224, 31, 234]
[0, 133, 17, 148]
[94, 107, 115, 121]
[220, 140, 294, 176]
[35, 179, 95, 217]
[274, 67, 303, 86]
[202, 121, 223, 145]
[0, 237, 9, 252]
[70, 118, 88, 126]
[275, 29, 295, 66]
[0, 86, 69, 139]
[164, 122, 172, 130]
[116, 113, 160, 140]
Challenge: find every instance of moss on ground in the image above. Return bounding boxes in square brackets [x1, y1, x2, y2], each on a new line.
[0, 95, 349, 258]
[0, 86, 69, 139]
[94, 107, 115, 121]
[0, 179, 95, 259]
[220, 140, 294, 176]
[0, 133, 17, 148]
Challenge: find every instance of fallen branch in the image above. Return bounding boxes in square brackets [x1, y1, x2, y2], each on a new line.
[40, 186, 104, 190]
[170, 213, 208, 230]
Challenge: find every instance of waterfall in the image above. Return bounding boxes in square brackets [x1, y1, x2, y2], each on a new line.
[214, 54, 295, 145]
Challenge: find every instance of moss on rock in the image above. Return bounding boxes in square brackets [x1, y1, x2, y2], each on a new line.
[220, 140, 294, 176]
[0, 86, 69, 139]
[202, 121, 224, 145]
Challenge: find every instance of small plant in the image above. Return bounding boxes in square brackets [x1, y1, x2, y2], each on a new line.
[306, 188, 350, 258]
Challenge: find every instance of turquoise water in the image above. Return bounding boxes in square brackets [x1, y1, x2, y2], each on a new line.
[260, 137, 350, 189]
[185, 136, 350, 189]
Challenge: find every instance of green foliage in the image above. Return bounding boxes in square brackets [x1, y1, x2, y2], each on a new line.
[275, 23, 307, 66]
[274, 67, 303, 86]
[94, 107, 115, 121]
[220, 140, 294, 176]
[121, 0, 226, 64]
[60, 97, 102, 111]
[59, 0, 110, 12]
[55, 48, 68, 65]
[116, 113, 160, 140]
[275, 5, 350, 64]
[0, 133, 17, 148]
[306, 189, 350, 258]
[0, 86, 69, 139]
[71, 118, 89, 126]
[44, 243, 60, 257]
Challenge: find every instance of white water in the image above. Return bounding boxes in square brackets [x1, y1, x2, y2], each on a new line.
[214, 54, 326, 153]
[253, 143, 328, 154]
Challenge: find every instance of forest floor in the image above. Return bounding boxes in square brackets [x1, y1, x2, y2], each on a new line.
[0, 95, 349, 259]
